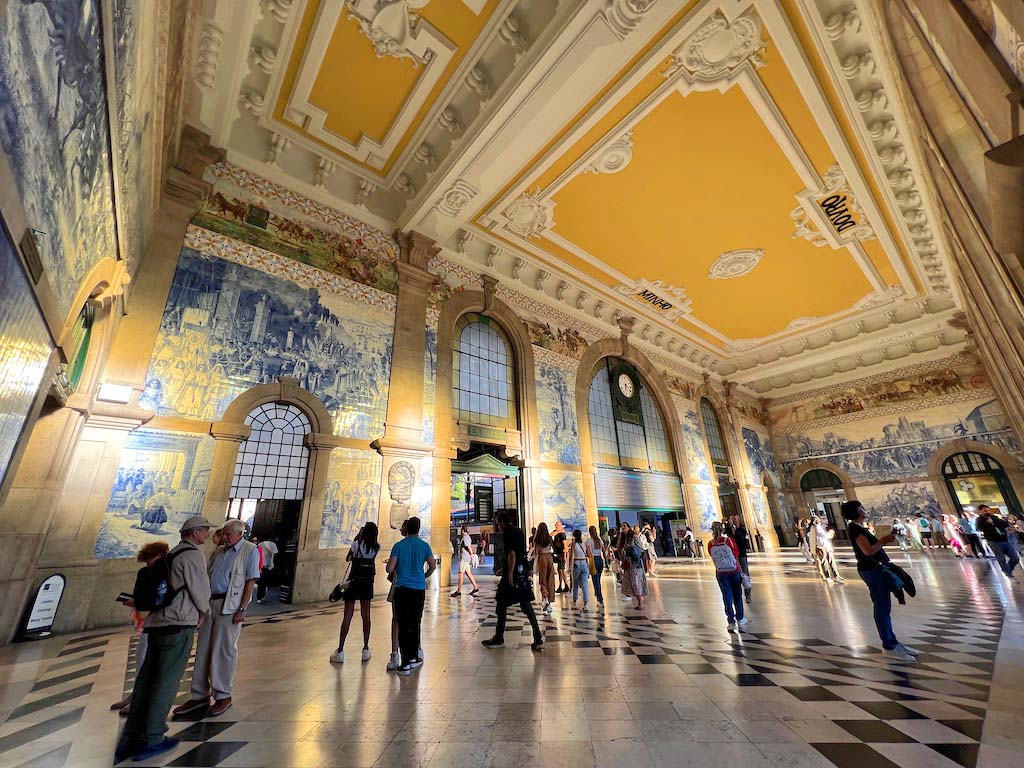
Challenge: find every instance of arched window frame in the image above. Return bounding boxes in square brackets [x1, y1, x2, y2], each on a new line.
[451, 313, 518, 429]
[230, 401, 312, 501]
[699, 397, 731, 474]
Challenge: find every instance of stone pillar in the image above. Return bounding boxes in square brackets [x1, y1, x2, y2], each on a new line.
[373, 231, 440, 576]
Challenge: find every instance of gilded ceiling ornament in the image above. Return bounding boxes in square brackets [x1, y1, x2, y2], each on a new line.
[582, 130, 634, 175]
[503, 191, 552, 239]
[346, 0, 435, 67]
[662, 12, 765, 81]
[708, 249, 764, 279]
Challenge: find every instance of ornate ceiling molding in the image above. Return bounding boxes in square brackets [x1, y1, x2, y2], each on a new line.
[501, 190, 555, 239]
[345, 1, 436, 67]
[661, 11, 766, 82]
[790, 165, 875, 248]
[581, 129, 635, 175]
[614, 277, 692, 321]
[708, 248, 764, 279]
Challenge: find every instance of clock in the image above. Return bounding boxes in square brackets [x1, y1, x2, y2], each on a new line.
[617, 373, 635, 398]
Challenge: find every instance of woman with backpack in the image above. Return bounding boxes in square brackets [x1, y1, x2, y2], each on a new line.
[330, 522, 380, 664]
[709, 521, 746, 630]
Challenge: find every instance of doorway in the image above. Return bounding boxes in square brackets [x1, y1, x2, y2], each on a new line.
[226, 498, 302, 602]
[942, 451, 1024, 520]
[450, 446, 521, 576]
[799, 468, 847, 539]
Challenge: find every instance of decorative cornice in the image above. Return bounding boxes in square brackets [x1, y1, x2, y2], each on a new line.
[502, 190, 555, 239]
[602, 0, 658, 42]
[345, 0, 435, 67]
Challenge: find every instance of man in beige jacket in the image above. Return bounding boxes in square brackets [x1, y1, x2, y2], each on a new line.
[115, 516, 212, 763]
[174, 518, 259, 717]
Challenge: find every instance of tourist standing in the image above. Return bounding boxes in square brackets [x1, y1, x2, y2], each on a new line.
[330, 522, 380, 664]
[386, 516, 436, 675]
[977, 505, 1020, 578]
[588, 525, 606, 606]
[482, 512, 544, 651]
[891, 519, 908, 551]
[534, 522, 556, 613]
[451, 525, 481, 598]
[841, 500, 918, 662]
[553, 522, 569, 593]
[959, 513, 984, 558]
[175, 519, 259, 718]
[730, 515, 753, 602]
[708, 521, 745, 630]
[929, 514, 948, 549]
[623, 527, 648, 609]
[115, 517, 212, 763]
[918, 515, 933, 548]
[644, 524, 660, 577]
[905, 517, 923, 550]
[255, 536, 278, 603]
[570, 529, 592, 610]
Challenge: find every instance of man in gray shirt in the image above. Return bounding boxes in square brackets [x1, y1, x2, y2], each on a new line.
[116, 516, 212, 763]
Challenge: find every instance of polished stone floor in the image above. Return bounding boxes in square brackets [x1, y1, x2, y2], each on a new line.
[1, 548, 1021, 768]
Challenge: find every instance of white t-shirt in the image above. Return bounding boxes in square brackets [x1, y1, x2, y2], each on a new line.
[459, 533, 474, 564]
[258, 541, 278, 570]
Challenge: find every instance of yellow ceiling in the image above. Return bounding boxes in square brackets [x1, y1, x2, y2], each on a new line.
[275, 0, 500, 174]
[477, 18, 915, 347]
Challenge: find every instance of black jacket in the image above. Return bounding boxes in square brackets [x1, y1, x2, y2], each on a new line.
[883, 563, 916, 604]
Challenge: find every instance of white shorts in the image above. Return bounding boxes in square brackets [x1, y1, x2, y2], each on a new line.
[459, 559, 472, 574]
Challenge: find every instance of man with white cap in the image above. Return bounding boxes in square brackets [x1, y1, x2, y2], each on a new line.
[174, 518, 259, 717]
[115, 515, 212, 763]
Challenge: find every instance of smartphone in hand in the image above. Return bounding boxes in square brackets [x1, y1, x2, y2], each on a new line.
[116, 592, 134, 605]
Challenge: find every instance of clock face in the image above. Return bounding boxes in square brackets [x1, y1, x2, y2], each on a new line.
[617, 373, 635, 398]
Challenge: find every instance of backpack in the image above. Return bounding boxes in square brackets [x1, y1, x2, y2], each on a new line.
[709, 540, 738, 572]
[132, 545, 195, 611]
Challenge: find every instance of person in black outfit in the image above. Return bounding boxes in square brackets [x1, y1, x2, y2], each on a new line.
[552, 523, 568, 593]
[841, 500, 918, 662]
[729, 515, 753, 603]
[977, 505, 1020, 578]
[481, 512, 544, 651]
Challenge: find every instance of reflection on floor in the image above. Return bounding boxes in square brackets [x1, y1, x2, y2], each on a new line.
[0, 550, 1021, 768]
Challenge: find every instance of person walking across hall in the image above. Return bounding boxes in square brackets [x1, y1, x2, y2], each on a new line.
[386, 516, 436, 675]
[552, 521, 569, 593]
[482, 512, 545, 651]
[451, 525, 481, 598]
[588, 525, 606, 606]
[533, 522, 556, 613]
[174, 518, 259, 718]
[115, 517, 212, 763]
[841, 500, 918, 662]
[977, 505, 1020, 579]
[708, 521, 745, 630]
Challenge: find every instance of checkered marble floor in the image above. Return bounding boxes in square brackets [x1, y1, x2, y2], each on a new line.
[0, 549, 1021, 768]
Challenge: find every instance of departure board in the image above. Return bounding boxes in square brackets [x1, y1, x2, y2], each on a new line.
[595, 468, 685, 510]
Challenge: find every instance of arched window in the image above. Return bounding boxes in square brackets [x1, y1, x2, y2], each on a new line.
[230, 402, 311, 500]
[699, 398, 729, 470]
[942, 451, 1002, 477]
[800, 468, 843, 491]
[452, 314, 517, 429]
[66, 304, 94, 390]
[587, 360, 673, 473]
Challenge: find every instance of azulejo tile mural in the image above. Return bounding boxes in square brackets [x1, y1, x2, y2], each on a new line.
[0, 0, 118, 317]
[423, 324, 437, 446]
[853, 482, 941, 523]
[742, 426, 780, 487]
[777, 398, 1020, 484]
[748, 488, 770, 530]
[680, 404, 712, 482]
[0, 221, 53, 489]
[94, 429, 215, 559]
[535, 354, 581, 466]
[692, 484, 719, 533]
[541, 469, 586, 532]
[319, 448, 383, 550]
[139, 247, 394, 440]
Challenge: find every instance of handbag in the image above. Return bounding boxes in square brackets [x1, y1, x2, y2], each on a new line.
[329, 559, 353, 602]
[587, 553, 596, 576]
[740, 572, 751, 590]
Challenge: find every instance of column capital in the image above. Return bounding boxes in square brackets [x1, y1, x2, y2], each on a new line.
[394, 230, 441, 270]
[165, 124, 226, 207]
[210, 421, 251, 442]
[371, 435, 434, 456]
[482, 273, 499, 312]
[396, 260, 438, 292]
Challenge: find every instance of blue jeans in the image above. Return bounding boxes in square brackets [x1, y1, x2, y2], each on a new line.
[860, 569, 898, 650]
[572, 562, 590, 604]
[990, 541, 1020, 577]
[591, 556, 604, 604]
[715, 571, 744, 622]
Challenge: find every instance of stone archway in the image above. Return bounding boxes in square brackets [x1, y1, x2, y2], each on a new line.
[205, 377, 344, 602]
[575, 333, 691, 533]
[927, 438, 1024, 519]
[431, 280, 541, 584]
[790, 460, 856, 509]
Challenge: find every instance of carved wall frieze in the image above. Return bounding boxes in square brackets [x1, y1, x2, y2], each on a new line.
[582, 130, 634, 175]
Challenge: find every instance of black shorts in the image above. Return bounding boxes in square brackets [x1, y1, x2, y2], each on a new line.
[343, 578, 374, 602]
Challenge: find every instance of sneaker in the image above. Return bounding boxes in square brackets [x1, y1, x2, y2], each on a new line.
[835, 576, 846, 584]
[131, 738, 179, 762]
[544, 603, 554, 613]
[481, 637, 505, 649]
[736, 617, 748, 626]
[171, 698, 209, 717]
[396, 663, 415, 676]
[582, 603, 589, 612]
[361, 648, 371, 662]
[409, 658, 423, 669]
[329, 650, 344, 664]
[418, 647, 424, 660]
[450, 591, 462, 597]
[896, 643, 919, 656]
[883, 647, 917, 662]
[531, 639, 545, 651]
[386, 652, 400, 671]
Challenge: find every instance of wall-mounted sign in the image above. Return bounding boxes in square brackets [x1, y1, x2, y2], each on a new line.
[20, 574, 66, 639]
[467, 424, 506, 442]
[614, 278, 692, 320]
[791, 165, 875, 248]
[817, 193, 859, 235]
[595, 468, 685, 511]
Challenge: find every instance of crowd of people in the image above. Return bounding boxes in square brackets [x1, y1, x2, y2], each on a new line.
[111, 501, 1022, 761]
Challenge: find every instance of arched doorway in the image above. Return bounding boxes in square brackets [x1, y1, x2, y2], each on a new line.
[941, 451, 1024, 521]
[586, 357, 684, 553]
[797, 468, 847, 534]
[226, 402, 312, 602]
[448, 312, 523, 572]
[699, 398, 740, 523]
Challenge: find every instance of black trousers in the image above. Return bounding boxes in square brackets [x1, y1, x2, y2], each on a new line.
[494, 581, 542, 643]
[966, 534, 984, 558]
[738, 552, 752, 597]
[393, 587, 425, 665]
